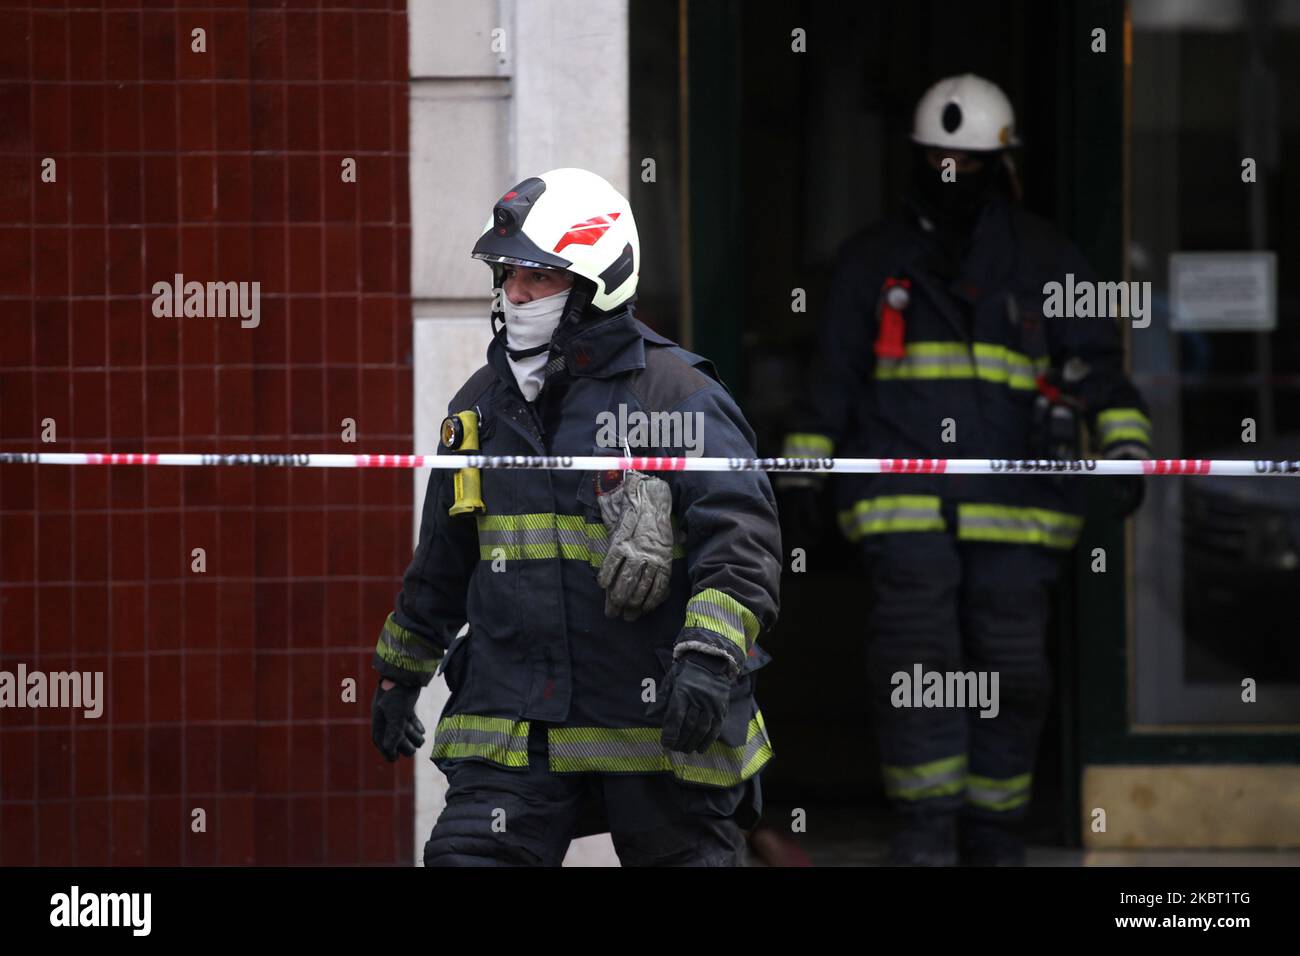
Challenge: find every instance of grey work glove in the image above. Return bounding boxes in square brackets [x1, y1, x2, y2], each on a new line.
[371, 681, 425, 762]
[649, 650, 733, 754]
[595, 469, 674, 621]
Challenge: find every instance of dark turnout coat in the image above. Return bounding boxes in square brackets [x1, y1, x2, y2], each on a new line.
[785, 197, 1152, 550]
[374, 308, 782, 788]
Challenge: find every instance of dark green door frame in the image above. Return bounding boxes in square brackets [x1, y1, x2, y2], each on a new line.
[1066, 2, 1296, 854]
[684, 0, 746, 393]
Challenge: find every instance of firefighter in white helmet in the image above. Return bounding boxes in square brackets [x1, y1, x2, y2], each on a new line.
[781, 75, 1151, 865]
[371, 168, 782, 865]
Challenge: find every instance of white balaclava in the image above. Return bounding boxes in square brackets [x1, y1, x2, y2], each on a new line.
[502, 288, 569, 401]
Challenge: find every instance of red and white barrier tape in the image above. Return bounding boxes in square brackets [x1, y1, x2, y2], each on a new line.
[1, 452, 1298, 477]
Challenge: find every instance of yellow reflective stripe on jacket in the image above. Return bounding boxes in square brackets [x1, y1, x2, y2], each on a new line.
[375, 611, 441, 675]
[1096, 407, 1152, 447]
[972, 342, 1047, 389]
[476, 512, 686, 566]
[782, 432, 834, 458]
[965, 772, 1032, 812]
[883, 754, 968, 801]
[838, 495, 946, 541]
[874, 341, 1046, 390]
[957, 503, 1083, 549]
[431, 714, 530, 767]
[547, 712, 773, 786]
[684, 588, 760, 653]
[874, 341, 972, 381]
[477, 512, 605, 561]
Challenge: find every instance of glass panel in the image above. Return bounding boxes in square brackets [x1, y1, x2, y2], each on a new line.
[1130, 0, 1300, 724]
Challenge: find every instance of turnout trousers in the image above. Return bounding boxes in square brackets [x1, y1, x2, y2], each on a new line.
[424, 722, 760, 866]
[860, 528, 1063, 823]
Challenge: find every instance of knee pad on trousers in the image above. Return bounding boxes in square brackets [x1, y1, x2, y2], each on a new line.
[422, 795, 551, 867]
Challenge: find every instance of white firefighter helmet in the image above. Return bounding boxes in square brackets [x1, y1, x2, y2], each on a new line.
[911, 74, 1020, 151]
[471, 167, 640, 313]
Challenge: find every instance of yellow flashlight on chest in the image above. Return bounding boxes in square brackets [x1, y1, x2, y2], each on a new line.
[441, 410, 485, 516]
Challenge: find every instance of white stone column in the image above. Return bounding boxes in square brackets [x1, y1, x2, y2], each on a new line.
[407, 0, 628, 867]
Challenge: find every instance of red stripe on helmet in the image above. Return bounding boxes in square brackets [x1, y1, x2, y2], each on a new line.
[553, 212, 621, 253]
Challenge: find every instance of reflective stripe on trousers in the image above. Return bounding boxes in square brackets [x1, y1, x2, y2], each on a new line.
[883, 754, 967, 801]
[965, 772, 1032, 812]
[883, 756, 1032, 813]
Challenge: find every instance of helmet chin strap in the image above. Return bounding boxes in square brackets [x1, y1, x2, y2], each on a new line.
[540, 279, 598, 385]
[558, 277, 595, 329]
[503, 340, 549, 360]
[489, 263, 508, 340]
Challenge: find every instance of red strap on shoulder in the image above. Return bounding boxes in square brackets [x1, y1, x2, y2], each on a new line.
[874, 277, 910, 360]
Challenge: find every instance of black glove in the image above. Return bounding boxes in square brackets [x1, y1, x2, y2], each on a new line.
[776, 478, 826, 550]
[371, 681, 425, 762]
[650, 651, 733, 754]
[1099, 476, 1146, 520]
[1099, 443, 1149, 519]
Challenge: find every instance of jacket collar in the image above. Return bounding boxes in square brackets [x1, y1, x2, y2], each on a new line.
[485, 306, 657, 395]
[903, 196, 1019, 303]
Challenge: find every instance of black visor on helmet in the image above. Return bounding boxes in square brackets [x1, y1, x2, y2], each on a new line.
[472, 245, 571, 271]
[471, 228, 572, 271]
[472, 176, 572, 271]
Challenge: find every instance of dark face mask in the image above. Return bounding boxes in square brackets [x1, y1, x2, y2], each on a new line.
[910, 148, 1003, 234]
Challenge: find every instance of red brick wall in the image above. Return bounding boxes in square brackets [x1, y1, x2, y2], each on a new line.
[0, 1, 414, 865]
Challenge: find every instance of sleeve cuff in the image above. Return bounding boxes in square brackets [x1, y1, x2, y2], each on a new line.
[673, 637, 742, 680]
[782, 432, 835, 459]
[1096, 408, 1152, 453]
[372, 612, 442, 687]
[675, 588, 761, 677]
[1102, 441, 1151, 461]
